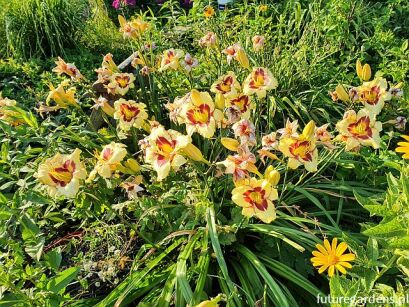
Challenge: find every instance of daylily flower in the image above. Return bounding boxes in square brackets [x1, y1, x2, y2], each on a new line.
[225, 105, 242, 124]
[0, 94, 22, 126]
[118, 15, 150, 39]
[331, 84, 350, 103]
[395, 135, 409, 159]
[36, 149, 87, 198]
[181, 53, 199, 73]
[142, 125, 191, 181]
[166, 93, 190, 125]
[357, 77, 391, 115]
[232, 119, 256, 146]
[107, 73, 136, 96]
[222, 44, 250, 68]
[225, 94, 253, 119]
[114, 99, 148, 136]
[278, 121, 318, 172]
[159, 49, 184, 71]
[231, 177, 278, 223]
[40, 80, 78, 113]
[121, 175, 144, 200]
[199, 32, 217, 48]
[311, 238, 355, 277]
[261, 132, 279, 150]
[335, 109, 382, 151]
[181, 90, 223, 138]
[211, 72, 241, 98]
[389, 83, 404, 98]
[52, 57, 83, 80]
[349, 87, 359, 102]
[252, 35, 265, 52]
[315, 124, 334, 149]
[356, 60, 371, 81]
[204, 6, 215, 18]
[277, 119, 299, 139]
[95, 54, 119, 85]
[243, 67, 278, 99]
[219, 149, 258, 182]
[221, 137, 240, 151]
[130, 52, 146, 67]
[91, 96, 115, 116]
[395, 116, 407, 130]
[89, 142, 127, 180]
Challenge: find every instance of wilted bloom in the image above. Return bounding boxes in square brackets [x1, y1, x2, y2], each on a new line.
[278, 121, 318, 172]
[211, 72, 241, 98]
[219, 149, 258, 182]
[142, 125, 191, 181]
[395, 135, 409, 159]
[114, 99, 148, 135]
[261, 132, 279, 151]
[243, 67, 278, 99]
[52, 57, 83, 81]
[204, 6, 215, 18]
[121, 175, 144, 199]
[166, 93, 190, 125]
[389, 83, 404, 98]
[356, 60, 371, 81]
[89, 142, 127, 180]
[225, 94, 253, 119]
[95, 54, 119, 85]
[91, 96, 115, 116]
[252, 35, 265, 52]
[395, 116, 407, 130]
[277, 119, 299, 139]
[232, 178, 278, 223]
[40, 80, 78, 113]
[335, 109, 382, 151]
[349, 87, 359, 102]
[222, 44, 250, 68]
[199, 32, 217, 48]
[159, 49, 184, 71]
[232, 119, 256, 146]
[36, 149, 87, 198]
[107, 73, 136, 96]
[130, 52, 146, 67]
[181, 90, 223, 138]
[181, 53, 198, 72]
[357, 77, 391, 115]
[118, 15, 150, 39]
[311, 238, 355, 277]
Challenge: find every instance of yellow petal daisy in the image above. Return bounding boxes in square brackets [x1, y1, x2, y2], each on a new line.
[311, 238, 355, 277]
[396, 135, 409, 159]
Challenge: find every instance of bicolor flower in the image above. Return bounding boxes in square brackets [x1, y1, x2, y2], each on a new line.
[118, 15, 149, 39]
[315, 124, 334, 149]
[199, 32, 217, 48]
[181, 53, 199, 73]
[243, 67, 278, 99]
[261, 132, 279, 150]
[121, 175, 144, 200]
[211, 72, 241, 98]
[40, 80, 78, 113]
[181, 90, 223, 138]
[36, 149, 87, 198]
[159, 49, 184, 71]
[335, 109, 382, 151]
[311, 238, 355, 277]
[114, 99, 148, 135]
[357, 77, 391, 115]
[52, 57, 83, 81]
[89, 142, 127, 180]
[252, 35, 265, 52]
[166, 93, 190, 125]
[222, 44, 249, 68]
[232, 178, 278, 223]
[277, 119, 299, 139]
[278, 121, 318, 172]
[219, 149, 258, 182]
[232, 119, 256, 146]
[142, 125, 191, 181]
[91, 96, 115, 116]
[107, 73, 136, 96]
[95, 54, 119, 85]
[225, 94, 253, 119]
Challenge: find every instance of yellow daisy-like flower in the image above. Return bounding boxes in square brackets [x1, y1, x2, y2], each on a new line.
[395, 135, 409, 159]
[311, 238, 355, 277]
[204, 6, 215, 18]
[259, 5, 268, 12]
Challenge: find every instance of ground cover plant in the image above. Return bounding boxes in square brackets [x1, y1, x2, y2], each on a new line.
[0, 0, 409, 306]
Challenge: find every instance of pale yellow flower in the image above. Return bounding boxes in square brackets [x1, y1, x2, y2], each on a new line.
[243, 67, 278, 99]
[114, 99, 148, 136]
[89, 142, 127, 180]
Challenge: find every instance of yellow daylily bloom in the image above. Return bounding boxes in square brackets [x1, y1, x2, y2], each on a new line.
[107, 73, 136, 96]
[118, 15, 150, 39]
[278, 121, 319, 172]
[243, 67, 278, 99]
[142, 125, 191, 181]
[231, 177, 278, 223]
[114, 99, 148, 136]
[44, 80, 78, 111]
[357, 77, 391, 115]
[311, 238, 355, 277]
[395, 135, 409, 159]
[36, 149, 87, 198]
[211, 72, 241, 98]
[335, 109, 382, 151]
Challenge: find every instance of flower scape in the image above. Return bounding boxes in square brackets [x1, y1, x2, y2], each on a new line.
[1, 1, 409, 306]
